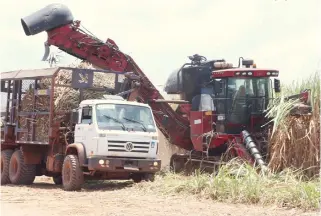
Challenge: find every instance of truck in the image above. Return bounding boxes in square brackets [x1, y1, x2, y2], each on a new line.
[1, 3, 311, 186]
[0, 67, 161, 191]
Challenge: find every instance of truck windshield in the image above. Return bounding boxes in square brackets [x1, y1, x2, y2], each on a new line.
[96, 104, 156, 132]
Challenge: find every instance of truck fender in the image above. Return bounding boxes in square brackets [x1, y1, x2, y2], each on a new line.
[65, 143, 87, 166]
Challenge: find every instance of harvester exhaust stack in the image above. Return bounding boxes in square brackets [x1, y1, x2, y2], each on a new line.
[21, 3, 74, 36]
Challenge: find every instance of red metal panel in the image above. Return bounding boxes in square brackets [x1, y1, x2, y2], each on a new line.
[212, 69, 279, 78]
[190, 111, 213, 151]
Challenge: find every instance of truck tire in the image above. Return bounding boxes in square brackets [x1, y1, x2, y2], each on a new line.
[131, 173, 143, 183]
[9, 149, 36, 185]
[52, 175, 62, 185]
[143, 173, 155, 182]
[62, 154, 84, 191]
[132, 173, 155, 183]
[1, 149, 14, 185]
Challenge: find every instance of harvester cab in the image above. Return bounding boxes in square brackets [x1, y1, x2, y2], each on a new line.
[165, 56, 280, 136]
[210, 57, 280, 135]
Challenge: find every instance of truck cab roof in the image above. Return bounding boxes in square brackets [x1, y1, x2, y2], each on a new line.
[79, 98, 151, 108]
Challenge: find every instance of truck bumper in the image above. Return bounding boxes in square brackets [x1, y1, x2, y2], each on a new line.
[87, 157, 161, 173]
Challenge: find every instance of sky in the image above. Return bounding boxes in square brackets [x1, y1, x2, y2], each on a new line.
[0, 0, 320, 90]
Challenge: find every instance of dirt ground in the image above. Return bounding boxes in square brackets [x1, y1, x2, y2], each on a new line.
[1, 176, 318, 216]
[1, 133, 319, 216]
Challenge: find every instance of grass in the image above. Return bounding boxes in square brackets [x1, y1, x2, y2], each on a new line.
[136, 160, 320, 211]
[137, 72, 320, 211]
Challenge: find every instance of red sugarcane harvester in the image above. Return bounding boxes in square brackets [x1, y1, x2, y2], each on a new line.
[11, 4, 312, 174]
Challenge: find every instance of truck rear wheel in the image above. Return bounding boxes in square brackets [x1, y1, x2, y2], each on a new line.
[1, 149, 14, 185]
[62, 154, 84, 191]
[9, 149, 36, 185]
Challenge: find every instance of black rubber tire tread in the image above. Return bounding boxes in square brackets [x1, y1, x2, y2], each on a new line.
[131, 174, 143, 183]
[132, 173, 155, 183]
[9, 150, 36, 185]
[62, 154, 84, 191]
[53, 175, 63, 185]
[169, 154, 186, 174]
[1, 149, 14, 185]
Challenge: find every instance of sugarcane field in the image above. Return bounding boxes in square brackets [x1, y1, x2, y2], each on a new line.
[0, 1, 320, 216]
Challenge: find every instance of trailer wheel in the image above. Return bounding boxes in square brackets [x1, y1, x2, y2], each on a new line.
[62, 154, 84, 191]
[9, 150, 36, 185]
[52, 175, 62, 185]
[1, 149, 14, 185]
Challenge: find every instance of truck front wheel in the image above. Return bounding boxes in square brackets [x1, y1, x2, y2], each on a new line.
[62, 154, 84, 191]
[132, 173, 155, 183]
[1, 149, 14, 185]
[52, 175, 62, 185]
[144, 173, 155, 182]
[9, 149, 36, 185]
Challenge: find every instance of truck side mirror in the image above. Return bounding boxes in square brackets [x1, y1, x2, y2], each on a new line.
[274, 79, 281, 93]
[71, 110, 79, 124]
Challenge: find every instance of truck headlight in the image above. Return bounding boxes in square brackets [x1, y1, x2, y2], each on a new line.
[99, 160, 104, 165]
[153, 162, 158, 166]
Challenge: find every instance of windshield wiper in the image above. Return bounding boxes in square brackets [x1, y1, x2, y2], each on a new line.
[123, 117, 147, 132]
[103, 115, 126, 131]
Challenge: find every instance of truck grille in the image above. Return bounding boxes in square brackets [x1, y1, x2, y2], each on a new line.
[107, 140, 150, 153]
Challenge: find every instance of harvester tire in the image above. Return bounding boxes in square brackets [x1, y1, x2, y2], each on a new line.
[9, 149, 36, 185]
[1, 149, 14, 185]
[169, 154, 186, 174]
[53, 175, 63, 185]
[62, 154, 84, 191]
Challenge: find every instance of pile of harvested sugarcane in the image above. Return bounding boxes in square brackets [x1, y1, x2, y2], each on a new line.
[266, 72, 320, 178]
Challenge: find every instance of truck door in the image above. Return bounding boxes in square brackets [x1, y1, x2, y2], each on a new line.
[74, 106, 98, 156]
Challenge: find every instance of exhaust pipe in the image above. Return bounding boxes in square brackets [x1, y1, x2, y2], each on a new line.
[21, 3, 74, 36]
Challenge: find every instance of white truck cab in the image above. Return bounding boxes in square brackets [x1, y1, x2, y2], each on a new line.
[71, 95, 161, 183]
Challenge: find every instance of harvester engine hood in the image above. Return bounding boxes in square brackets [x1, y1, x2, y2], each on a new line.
[21, 4, 74, 36]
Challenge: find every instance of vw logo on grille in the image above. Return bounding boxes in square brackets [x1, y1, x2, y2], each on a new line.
[125, 142, 134, 152]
